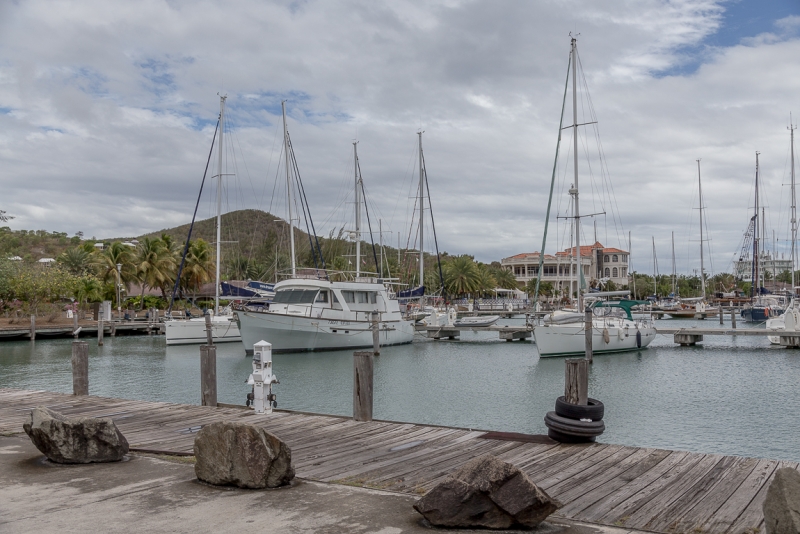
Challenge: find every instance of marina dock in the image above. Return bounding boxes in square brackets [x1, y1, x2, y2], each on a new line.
[0, 321, 163, 340]
[1, 387, 794, 534]
[415, 323, 533, 341]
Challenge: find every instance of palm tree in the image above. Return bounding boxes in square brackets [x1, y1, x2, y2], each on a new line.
[93, 242, 137, 287]
[474, 264, 497, 296]
[74, 276, 103, 318]
[181, 239, 215, 296]
[443, 256, 480, 296]
[136, 237, 177, 308]
[57, 247, 91, 276]
[492, 267, 519, 290]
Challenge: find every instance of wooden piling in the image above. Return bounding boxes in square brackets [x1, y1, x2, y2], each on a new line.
[200, 344, 217, 407]
[97, 319, 104, 346]
[353, 351, 374, 421]
[719, 307, 724, 324]
[29, 315, 35, 341]
[731, 309, 737, 329]
[371, 311, 380, 356]
[565, 358, 588, 405]
[110, 322, 116, 337]
[71, 341, 89, 396]
[204, 312, 214, 346]
[72, 307, 78, 335]
[584, 308, 593, 363]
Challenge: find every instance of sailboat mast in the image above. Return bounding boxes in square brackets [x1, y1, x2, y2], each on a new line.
[754, 152, 760, 298]
[791, 117, 797, 291]
[652, 236, 657, 296]
[354, 141, 361, 277]
[282, 101, 296, 277]
[571, 37, 581, 311]
[418, 131, 424, 289]
[671, 231, 676, 296]
[214, 95, 226, 315]
[697, 160, 706, 298]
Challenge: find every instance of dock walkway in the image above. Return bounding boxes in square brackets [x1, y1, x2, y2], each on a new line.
[1, 388, 793, 533]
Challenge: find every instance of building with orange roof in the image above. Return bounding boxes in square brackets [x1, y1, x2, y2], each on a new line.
[500, 241, 629, 297]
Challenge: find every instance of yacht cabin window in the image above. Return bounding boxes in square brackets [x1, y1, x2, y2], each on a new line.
[316, 291, 329, 303]
[273, 289, 319, 304]
[341, 291, 356, 303]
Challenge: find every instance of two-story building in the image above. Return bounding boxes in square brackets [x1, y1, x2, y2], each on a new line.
[501, 241, 630, 297]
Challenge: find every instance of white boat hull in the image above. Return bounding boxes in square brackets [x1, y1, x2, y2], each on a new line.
[236, 311, 415, 354]
[534, 321, 656, 357]
[164, 316, 241, 345]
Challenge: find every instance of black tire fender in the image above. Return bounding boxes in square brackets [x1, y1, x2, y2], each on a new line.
[544, 411, 605, 436]
[554, 396, 604, 420]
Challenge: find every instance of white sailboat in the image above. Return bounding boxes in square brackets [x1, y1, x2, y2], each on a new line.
[235, 105, 415, 353]
[165, 95, 241, 345]
[768, 117, 798, 344]
[532, 37, 656, 357]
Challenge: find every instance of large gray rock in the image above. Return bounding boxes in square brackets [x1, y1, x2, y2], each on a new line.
[413, 454, 560, 529]
[194, 421, 294, 489]
[23, 406, 129, 464]
[764, 467, 800, 534]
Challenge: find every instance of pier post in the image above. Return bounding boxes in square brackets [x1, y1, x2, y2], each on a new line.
[353, 351, 374, 421]
[29, 315, 35, 341]
[71, 341, 89, 396]
[97, 319, 104, 346]
[371, 311, 380, 356]
[204, 312, 213, 346]
[584, 308, 593, 364]
[565, 358, 588, 405]
[110, 322, 116, 337]
[719, 308, 724, 325]
[72, 306, 78, 334]
[731, 309, 737, 329]
[200, 344, 217, 407]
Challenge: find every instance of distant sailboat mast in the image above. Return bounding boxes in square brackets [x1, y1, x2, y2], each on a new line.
[791, 116, 797, 291]
[354, 141, 362, 277]
[753, 152, 760, 298]
[282, 101, 297, 277]
[418, 131, 424, 290]
[671, 231, 676, 297]
[697, 160, 706, 298]
[214, 94, 226, 315]
[571, 37, 582, 311]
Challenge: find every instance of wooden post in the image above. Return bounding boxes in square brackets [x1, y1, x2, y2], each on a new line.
[584, 308, 593, 363]
[204, 312, 214, 346]
[731, 308, 737, 329]
[200, 344, 217, 407]
[72, 306, 78, 334]
[71, 341, 89, 396]
[110, 322, 116, 337]
[353, 351, 374, 421]
[565, 358, 588, 405]
[30, 314, 35, 341]
[97, 319, 104, 346]
[719, 307, 724, 325]
[371, 311, 380, 356]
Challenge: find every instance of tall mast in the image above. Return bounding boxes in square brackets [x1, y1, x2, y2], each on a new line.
[353, 141, 361, 277]
[754, 152, 760, 298]
[762, 205, 766, 289]
[671, 231, 676, 296]
[629, 231, 635, 298]
[571, 37, 581, 311]
[418, 131, 424, 289]
[697, 160, 706, 298]
[791, 115, 797, 292]
[282, 101, 296, 277]
[652, 236, 657, 296]
[214, 94, 226, 315]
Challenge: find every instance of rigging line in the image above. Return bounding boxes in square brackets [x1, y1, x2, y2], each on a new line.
[168, 117, 220, 315]
[534, 49, 571, 303]
[286, 137, 317, 269]
[287, 132, 326, 273]
[357, 162, 380, 276]
[420, 148, 445, 296]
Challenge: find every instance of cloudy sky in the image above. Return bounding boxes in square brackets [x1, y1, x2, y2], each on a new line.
[1, 0, 799, 276]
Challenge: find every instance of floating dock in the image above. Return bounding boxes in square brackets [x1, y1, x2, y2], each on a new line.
[415, 323, 533, 341]
[0, 387, 794, 533]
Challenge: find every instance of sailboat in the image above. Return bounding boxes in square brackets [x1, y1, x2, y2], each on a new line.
[741, 152, 785, 322]
[768, 118, 798, 343]
[533, 37, 656, 357]
[665, 161, 719, 319]
[235, 105, 415, 354]
[165, 95, 241, 345]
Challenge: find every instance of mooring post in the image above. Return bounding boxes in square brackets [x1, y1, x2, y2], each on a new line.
[731, 308, 737, 329]
[371, 311, 380, 356]
[200, 344, 217, 407]
[110, 322, 116, 337]
[71, 340, 89, 396]
[97, 307, 104, 346]
[719, 307, 724, 325]
[29, 314, 35, 341]
[72, 305, 78, 333]
[584, 307, 593, 364]
[353, 351, 374, 421]
[204, 312, 214, 346]
[565, 358, 589, 405]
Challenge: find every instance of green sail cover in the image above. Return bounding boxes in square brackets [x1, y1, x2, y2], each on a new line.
[591, 300, 650, 320]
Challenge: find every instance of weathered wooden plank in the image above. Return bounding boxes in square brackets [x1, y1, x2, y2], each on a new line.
[525, 444, 617, 485]
[725, 461, 799, 534]
[576, 451, 689, 522]
[623, 454, 723, 530]
[543, 446, 640, 495]
[702, 459, 777, 533]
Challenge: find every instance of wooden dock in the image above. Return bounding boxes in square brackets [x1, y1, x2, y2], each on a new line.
[0, 321, 162, 340]
[1, 387, 794, 533]
[415, 323, 533, 341]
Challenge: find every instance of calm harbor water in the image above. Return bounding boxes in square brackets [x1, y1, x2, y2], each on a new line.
[1, 317, 798, 462]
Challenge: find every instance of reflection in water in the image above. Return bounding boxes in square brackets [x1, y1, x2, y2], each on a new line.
[0, 316, 798, 462]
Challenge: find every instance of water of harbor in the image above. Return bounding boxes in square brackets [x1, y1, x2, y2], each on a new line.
[1, 316, 798, 463]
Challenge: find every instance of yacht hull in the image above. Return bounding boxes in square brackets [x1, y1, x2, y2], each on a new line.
[164, 317, 241, 345]
[236, 311, 415, 354]
[534, 322, 656, 357]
